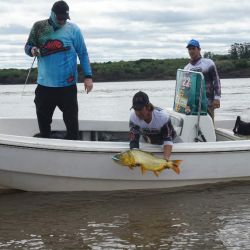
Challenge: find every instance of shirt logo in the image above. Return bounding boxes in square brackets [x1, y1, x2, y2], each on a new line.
[40, 39, 70, 56]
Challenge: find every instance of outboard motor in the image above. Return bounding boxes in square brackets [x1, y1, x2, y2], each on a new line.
[233, 109, 250, 135]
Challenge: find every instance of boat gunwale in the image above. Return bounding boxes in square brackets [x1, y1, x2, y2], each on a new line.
[1, 133, 250, 153]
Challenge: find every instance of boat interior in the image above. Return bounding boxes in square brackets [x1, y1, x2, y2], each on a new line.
[0, 114, 246, 143]
[0, 70, 247, 144]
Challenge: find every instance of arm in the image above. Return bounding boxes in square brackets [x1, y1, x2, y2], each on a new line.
[73, 26, 93, 93]
[161, 119, 175, 160]
[25, 26, 35, 57]
[24, 23, 40, 57]
[163, 144, 173, 161]
[210, 62, 221, 108]
[129, 120, 140, 149]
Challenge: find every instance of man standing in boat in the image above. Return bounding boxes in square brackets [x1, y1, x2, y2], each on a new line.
[184, 39, 221, 120]
[24, 1, 93, 140]
[129, 91, 181, 161]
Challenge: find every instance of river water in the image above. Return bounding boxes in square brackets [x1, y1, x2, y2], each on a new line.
[0, 79, 250, 249]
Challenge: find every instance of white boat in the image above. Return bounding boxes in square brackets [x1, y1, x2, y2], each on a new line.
[0, 70, 249, 192]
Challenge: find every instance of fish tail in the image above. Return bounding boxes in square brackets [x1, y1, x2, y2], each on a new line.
[170, 160, 182, 174]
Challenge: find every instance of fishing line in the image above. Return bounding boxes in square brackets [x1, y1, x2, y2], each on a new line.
[21, 56, 37, 97]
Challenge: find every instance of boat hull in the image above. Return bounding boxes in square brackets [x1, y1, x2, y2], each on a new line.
[0, 140, 250, 191]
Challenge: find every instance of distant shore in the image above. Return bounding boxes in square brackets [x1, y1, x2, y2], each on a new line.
[0, 58, 250, 85]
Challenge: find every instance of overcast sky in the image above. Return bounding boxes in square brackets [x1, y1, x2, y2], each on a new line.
[1, 0, 250, 68]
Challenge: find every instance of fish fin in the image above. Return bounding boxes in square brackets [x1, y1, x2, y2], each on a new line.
[140, 166, 147, 175]
[153, 171, 159, 177]
[173, 160, 182, 165]
[157, 168, 165, 173]
[137, 149, 154, 156]
[171, 160, 182, 174]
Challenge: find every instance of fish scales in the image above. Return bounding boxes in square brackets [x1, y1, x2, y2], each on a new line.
[113, 149, 182, 176]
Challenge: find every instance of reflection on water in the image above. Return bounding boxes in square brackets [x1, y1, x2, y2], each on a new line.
[0, 182, 250, 249]
[217, 205, 250, 249]
[0, 79, 250, 249]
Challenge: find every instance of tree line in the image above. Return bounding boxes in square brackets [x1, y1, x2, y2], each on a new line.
[229, 43, 250, 59]
[204, 42, 250, 60]
[0, 43, 250, 84]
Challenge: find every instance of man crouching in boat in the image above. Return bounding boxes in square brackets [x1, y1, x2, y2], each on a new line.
[129, 91, 182, 161]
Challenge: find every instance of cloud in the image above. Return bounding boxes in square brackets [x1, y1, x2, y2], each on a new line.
[0, 0, 250, 68]
[0, 25, 29, 35]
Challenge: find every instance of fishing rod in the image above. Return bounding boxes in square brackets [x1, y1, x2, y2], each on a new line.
[194, 71, 207, 142]
[21, 56, 37, 97]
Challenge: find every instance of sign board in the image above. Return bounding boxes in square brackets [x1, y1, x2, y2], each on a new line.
[173, 69, 207, 115]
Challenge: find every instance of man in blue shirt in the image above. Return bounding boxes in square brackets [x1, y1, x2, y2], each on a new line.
[25, 1, 93, 140]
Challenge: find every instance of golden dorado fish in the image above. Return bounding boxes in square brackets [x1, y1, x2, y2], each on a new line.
[112, 149, 182, 176]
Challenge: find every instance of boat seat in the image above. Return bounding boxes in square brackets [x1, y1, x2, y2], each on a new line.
[169, 113, 184, 136]
[173, 126, 182, 136]
[167, 109, 216, 142]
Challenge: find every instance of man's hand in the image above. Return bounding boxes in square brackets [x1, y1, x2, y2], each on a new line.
[163, 144, 172, 161]
[84, 78, 93, 94]
[212, 99, 220, 109]
[164, 155, 170, 161]
[31, 47, 40, 57]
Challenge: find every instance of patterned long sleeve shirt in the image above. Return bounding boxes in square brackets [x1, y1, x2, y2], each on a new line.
[25, 19, 92, 87]
[129, 107, 176, 149]
[184, 57, 221, 105]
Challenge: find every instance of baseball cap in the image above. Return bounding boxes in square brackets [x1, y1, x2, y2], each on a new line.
[186, 39, 200, 48]
[52, 1, 70, 20]
[131, 91, 150, 110]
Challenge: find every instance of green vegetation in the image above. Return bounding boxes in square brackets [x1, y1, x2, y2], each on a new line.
[0, 68, 37, 85]
[1, 57, 250, 85]
[79, 58, 188, 82]
[1, 43, 250, 84]
[229, 42, 250, 59]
